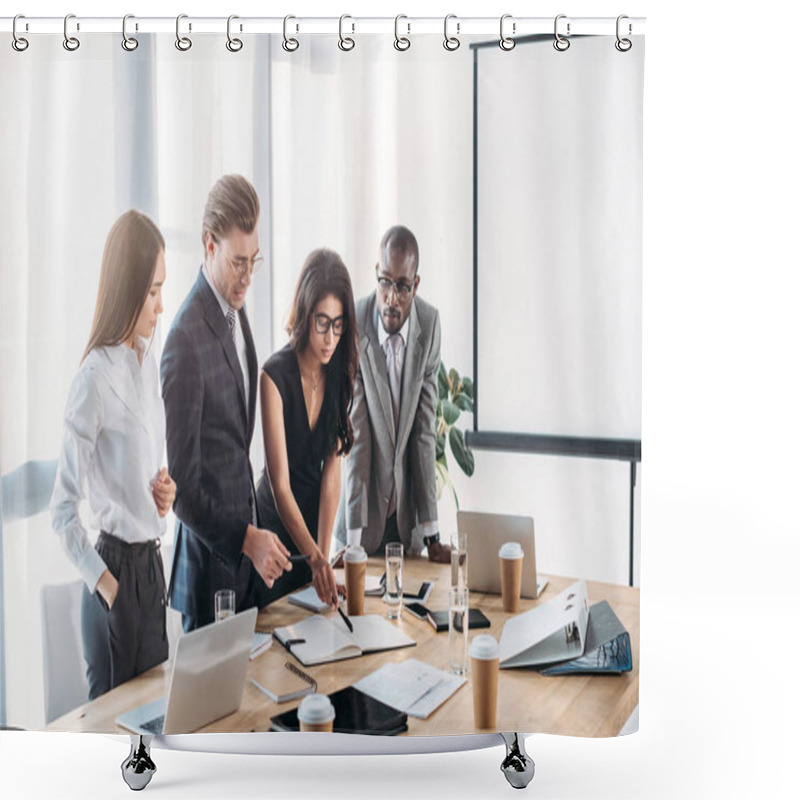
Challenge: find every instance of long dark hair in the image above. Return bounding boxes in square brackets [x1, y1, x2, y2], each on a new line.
[83, 210, 164, 362]
[287, 248, 358, 456]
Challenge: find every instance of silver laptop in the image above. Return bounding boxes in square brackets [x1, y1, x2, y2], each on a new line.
[115, 606, 257, 735]
[456, 510, 545, 599]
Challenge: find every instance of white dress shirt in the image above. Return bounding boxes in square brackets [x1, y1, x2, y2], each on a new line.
[202, 264, 250, 416]
[348, 311, 436, 549]
[50, 342, 166, 592]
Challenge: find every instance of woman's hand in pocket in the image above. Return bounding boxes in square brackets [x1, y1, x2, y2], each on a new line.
[96, 569, 119, 611]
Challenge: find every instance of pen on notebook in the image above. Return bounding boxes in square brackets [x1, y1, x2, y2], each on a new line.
[335, 595, 353, 633]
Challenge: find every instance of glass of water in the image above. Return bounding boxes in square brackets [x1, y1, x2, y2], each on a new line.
[449, 586, 469, 675]
[450, 530, 468, 591]
[384, 542, 403, 619]
[214, 589, 235, 622]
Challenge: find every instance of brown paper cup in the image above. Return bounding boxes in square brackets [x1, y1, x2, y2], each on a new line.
[345, 559, 366, 616]
[500, 556, 523, 613]
[471, 656, 499, 729]
[299, 719, 334, 732]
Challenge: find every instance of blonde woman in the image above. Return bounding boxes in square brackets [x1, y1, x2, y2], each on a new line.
[51, 210, 176, 700]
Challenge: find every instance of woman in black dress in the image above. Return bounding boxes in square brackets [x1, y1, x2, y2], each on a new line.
[255, 248, 358, 605]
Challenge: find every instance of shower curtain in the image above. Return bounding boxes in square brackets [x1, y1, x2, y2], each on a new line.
[0, 18, 643, 738]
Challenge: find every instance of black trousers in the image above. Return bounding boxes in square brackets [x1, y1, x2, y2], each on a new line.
[81, 532, 168, 701]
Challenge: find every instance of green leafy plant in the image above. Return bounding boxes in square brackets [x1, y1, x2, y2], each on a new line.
[435, 361, 475, 508]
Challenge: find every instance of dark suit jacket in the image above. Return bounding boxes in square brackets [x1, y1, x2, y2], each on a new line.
[161, 269, 261, 626]
[334, 293, 441, 554]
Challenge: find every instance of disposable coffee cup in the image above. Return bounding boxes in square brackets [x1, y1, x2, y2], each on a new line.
[297, 693, 336, 732]
[470, 635, 500, 729]
[344, 545, 368, 616]
[499, 541, 524, 613]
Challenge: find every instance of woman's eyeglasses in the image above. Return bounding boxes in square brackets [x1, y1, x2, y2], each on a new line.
[314, 313, 346, 336]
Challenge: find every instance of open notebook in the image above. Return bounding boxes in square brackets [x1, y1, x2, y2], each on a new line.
[273, 614, 415, 667]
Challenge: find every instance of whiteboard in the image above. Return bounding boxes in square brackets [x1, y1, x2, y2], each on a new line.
[474, 36, 643, 441]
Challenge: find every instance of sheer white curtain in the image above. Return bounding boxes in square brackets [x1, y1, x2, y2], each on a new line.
[0, 34, 272, 728]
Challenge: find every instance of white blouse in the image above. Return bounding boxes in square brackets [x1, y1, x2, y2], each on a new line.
[50, 343, 166, 592]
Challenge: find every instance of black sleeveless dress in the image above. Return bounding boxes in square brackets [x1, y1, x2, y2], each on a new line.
[255, 344, 334, 603]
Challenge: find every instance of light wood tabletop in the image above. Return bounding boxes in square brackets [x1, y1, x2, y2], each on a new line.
[48, 556, 639, 737]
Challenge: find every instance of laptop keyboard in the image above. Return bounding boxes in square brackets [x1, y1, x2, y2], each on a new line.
[140, 715, 165, 735]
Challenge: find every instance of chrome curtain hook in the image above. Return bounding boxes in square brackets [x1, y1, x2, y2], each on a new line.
[63, 13, 80, 51]
[282, 15, 299, 52]
[499, 14, 515, 51]
[121, 14, 139, 51]
[443, 14, 460, 51]
[554, 14, 571, 51]
[338, 14, 355, 51]
[227, 15, 243, 52]
[12, 14, 29, 52]
[394, 15, 411, 51]
[615, 14, 632, 51]
[176, 14, 192, 51]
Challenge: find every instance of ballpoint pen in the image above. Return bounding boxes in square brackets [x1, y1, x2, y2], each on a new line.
[334, 593, 354, 633]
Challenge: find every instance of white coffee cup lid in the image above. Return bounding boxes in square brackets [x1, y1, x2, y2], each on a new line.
[499, 541, 524, 559]
[344, 545, 367, 563]
[297, 693, 336, 724]
[469, 634, 500, 660]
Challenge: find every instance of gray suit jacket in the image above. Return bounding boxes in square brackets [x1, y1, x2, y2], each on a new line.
[334, 293, 441, 554]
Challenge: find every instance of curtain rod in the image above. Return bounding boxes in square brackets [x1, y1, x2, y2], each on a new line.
[1, 16, 646, 37]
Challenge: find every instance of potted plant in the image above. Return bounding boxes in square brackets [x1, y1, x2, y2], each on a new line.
[435, 361, 475, 508]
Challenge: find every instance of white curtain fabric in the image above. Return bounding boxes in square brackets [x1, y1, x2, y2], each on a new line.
[0, 34, 273, 728]
[1, 31, 641, 729]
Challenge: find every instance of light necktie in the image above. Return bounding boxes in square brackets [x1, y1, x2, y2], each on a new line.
[226, 307, 236, 339]
[386, 333, 403, 430]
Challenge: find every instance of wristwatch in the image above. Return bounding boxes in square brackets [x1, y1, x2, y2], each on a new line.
[423, 532, 440, 549]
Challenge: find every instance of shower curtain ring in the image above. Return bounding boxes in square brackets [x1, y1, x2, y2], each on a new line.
[176, 14, 192, 51]
[554, 15, 571, 51]
[615, 15, 632, 51]
[227, 15, 243, 52]
[499, 14, 515, 51]
[394, 15, 411, 51]
[12, 15, 29, 52]
[443, 14, 460, 51]
[283, 15, 299, 52]
[338, 15, 355, 51]
[121, 14, 139, 51]
[63, 14, 80, 51]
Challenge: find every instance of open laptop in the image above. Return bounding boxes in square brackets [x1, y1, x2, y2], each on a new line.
[115, 606, 257, 735]
[456, 510, 546, 599]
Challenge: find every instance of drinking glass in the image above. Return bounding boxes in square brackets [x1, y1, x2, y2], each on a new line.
[450, 530, 468, 591]
[449, 586, 469, 675]
[214, 589, 235, 622]
[384, 542, 403, 619]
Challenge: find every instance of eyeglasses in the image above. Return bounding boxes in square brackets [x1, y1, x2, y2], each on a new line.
[314, 313, 346, 336]
[220, 243, 265, 277]
[375, 267, 415, 299]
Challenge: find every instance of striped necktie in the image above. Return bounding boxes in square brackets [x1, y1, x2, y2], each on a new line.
[226, 307, 236, 339]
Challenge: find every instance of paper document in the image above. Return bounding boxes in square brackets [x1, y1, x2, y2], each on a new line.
[354, 659, 466, 719]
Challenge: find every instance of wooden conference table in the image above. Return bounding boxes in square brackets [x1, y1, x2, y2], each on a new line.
[49, 557, 639, 737]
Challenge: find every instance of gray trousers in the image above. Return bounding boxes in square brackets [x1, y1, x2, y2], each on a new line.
[81, 532, 169, 701]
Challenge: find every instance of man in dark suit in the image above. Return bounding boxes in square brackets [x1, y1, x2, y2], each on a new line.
[334, 225, 451, 563]
[161, 174, 290, 631]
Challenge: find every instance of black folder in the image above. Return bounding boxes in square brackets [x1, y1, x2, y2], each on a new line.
[538, 600, 632, 676]
[269, 685, 408, 735]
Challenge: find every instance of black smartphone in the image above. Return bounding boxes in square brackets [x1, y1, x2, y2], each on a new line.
[404, 602, 431, 620]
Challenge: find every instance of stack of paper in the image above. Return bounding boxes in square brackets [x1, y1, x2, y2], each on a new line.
[354, 659, 466, 719]
[250, 631, 272, 660]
